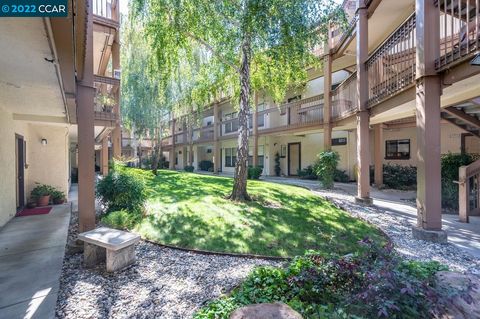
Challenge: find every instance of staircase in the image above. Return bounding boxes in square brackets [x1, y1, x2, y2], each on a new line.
[441, 101, 480, 138]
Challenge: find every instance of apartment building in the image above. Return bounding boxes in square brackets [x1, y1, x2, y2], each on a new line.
[161, 0, 480, 241]
[0, 0, 121, 233]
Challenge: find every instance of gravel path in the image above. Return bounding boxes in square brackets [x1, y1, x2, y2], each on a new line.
[55, 212, 282, 319]
[282, 181, 480, 274]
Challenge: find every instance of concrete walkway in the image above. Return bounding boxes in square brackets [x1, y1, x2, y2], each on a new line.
[0, 186, 74, 319]
[263, 177, 480, 259]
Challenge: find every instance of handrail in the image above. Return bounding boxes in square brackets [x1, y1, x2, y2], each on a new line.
[332, 71, 358, 119]
[435, 0, 480, 70]
[366, 13, 416, 107]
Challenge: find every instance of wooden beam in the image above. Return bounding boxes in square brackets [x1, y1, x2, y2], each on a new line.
[441, 115, 480, 139]
[444, 106, 480, 129]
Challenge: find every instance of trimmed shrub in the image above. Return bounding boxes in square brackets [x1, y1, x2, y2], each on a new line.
[382, 164, 417, 190]
[184, 165, 194, 172]
[333, 169, 349, 183]
[274, 152, 281, 176]
[247, 166, 263, 180]
[314, 151, 340, 189]
[441, 153, 474, 209]
[298, 165, 317, 180]
[199, 160, 214, 171]
[96, 163, 147, 213]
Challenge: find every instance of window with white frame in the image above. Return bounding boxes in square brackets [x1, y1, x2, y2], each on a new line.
[225, 147, 237, 167]
[248, 145, 265, 167]
[224, 112, 239, 133]
[249, 103, 265, 128]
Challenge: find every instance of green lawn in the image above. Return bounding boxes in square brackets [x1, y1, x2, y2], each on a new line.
[103, 169, 386, 257]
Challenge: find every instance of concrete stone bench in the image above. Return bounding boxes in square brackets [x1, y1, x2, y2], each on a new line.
[78, 227, 140, 272]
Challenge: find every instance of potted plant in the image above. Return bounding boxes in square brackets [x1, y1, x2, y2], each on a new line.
[26, 201, 37, 209]
[51, 190, 66, 205]
[31, 184, 55, 207]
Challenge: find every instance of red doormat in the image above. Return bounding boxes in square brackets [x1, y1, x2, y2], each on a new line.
[16, 207, 52, 217]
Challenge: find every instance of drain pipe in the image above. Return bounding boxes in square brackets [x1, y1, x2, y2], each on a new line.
[43, 17, 71, 124]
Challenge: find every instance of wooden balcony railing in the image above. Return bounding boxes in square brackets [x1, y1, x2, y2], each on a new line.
[436, 0, 480, 70]
[332, 71, 358, 119]
[458, 158, 480, 222]
[366, 13, 416, 108]
[188, 125, 213, 143]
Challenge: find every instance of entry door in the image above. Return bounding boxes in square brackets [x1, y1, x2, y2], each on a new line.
[16, 135, 25, 208]
[288, 143, 301, 176]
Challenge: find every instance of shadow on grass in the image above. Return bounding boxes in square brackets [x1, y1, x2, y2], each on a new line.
[105, 169, 386, 257]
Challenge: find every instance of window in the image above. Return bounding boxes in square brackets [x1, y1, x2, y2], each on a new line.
[225, 147, 237, 167]
[248, 146, 265, 167]
[385, 139, 410, 160]
[248, 103, 265, 128]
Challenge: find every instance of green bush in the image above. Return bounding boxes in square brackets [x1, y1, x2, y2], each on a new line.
[96, 163, 147, 213]
[102, 209, 142, 229]
[441, 153, 474, 209]
[199, 160, 214, 171]
[298, 165, 317, 180]
[247, 166, 263, 180]
[314, 151, 340, 189]
[51, 190, 66, 202]
[382, 164, 417, 190]
[333, 169, 349, 183]
[184, 165, 194, 172]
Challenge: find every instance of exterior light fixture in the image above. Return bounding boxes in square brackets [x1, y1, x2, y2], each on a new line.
[471, 54, 480, 66]
[41, 138, 48, 146]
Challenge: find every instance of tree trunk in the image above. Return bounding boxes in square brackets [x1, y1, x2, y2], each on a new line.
[229, 39, 251, 201]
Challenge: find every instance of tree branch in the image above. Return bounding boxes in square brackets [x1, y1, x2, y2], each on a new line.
[185, 32, 240, 74]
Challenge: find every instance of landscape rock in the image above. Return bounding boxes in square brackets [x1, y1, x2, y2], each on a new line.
[230, 303, 302, 319]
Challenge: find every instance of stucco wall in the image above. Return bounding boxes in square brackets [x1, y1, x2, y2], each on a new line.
[20, 123, 70, 199]
[369, 122, 463, 167]
[0, 107, 17, 227]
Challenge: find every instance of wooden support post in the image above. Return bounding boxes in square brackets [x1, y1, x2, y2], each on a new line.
[213, 102, 220, 174]
[77, 0, 96, 233]
[169, 118, 176, 170]
[374, 124, 383, 187]
[458, 166, 469, 223]
[412, 0, 446, 242]
[101, 137, 109, 176]
[111, 35, 121, 159]
[355, 0, 372, 204]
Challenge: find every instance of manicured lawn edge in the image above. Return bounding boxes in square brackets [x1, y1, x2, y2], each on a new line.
[142, 238, 292, 261]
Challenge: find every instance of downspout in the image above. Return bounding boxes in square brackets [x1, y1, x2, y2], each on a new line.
[43, 17, 71, 124]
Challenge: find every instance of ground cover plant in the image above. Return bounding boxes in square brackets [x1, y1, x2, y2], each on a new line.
[195, 240, 451, 319]
[101, 168, 385, 257]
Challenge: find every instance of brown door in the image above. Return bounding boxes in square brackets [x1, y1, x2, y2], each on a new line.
[16, 134, 25, 209]
[288, 142, 301, 176]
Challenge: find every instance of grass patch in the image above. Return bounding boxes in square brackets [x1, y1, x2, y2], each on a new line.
[102, 169, 386, 257]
